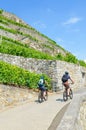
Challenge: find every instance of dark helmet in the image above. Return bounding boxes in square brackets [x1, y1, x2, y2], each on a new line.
[65, 71, 69, 75]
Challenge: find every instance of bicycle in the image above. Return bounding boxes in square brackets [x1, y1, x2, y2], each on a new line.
[38, 88, 48, 103]
[63, 84, 73, 101]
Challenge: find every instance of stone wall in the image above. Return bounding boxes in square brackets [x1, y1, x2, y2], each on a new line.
[56, 61, 86, 90]
[56, 90, 86, 130]
[0, 10, 68, 56]
[78, 101, 86, 130]
[2, 11, 27, 25]
[0, 53, 86, 91]
[0, 84, 36, 111]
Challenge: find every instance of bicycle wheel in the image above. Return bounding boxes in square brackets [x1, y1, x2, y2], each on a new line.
[63, 91, 68, 101]
[44, 91, 48, 101]
[38, 91, 43, 103]
[69, 89, 73, 99]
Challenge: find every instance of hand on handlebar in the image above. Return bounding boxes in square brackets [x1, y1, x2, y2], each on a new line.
[70, 79, 74, 84]
[69, 82, 74, 85]
[71, 82, 74, 84]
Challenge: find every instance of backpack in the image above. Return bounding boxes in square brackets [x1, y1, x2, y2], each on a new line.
[61, 74, 68, 82]
[38, 79, 44, 88]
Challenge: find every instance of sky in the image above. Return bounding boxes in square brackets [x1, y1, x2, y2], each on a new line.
[0, 0, 86, 61]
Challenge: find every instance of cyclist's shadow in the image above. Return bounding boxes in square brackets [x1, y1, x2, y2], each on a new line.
[34, 99, 40, 103]
[56, 98, 64, 102]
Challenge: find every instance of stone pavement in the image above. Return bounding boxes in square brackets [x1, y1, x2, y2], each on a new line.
[0, 91, 70, 130]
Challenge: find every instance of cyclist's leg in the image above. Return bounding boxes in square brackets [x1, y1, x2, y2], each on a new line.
[67, 86, 70, 96]
[63, 81, 70, 96]
[65, 82, 70, 96]
[41, 87, 46, 98]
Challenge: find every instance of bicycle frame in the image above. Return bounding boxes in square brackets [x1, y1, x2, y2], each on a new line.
[38, 89, 48, 103]
[63, 83, 73, 101]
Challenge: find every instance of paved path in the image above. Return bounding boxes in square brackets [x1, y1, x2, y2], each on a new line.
[0, 91, 71, 130]
[0, 87, 85, 130]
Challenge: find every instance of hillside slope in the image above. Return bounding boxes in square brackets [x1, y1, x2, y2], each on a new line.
[0, 9, 67, 57]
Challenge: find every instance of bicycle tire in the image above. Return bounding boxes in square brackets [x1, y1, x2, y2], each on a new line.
[44, 91, 48, 101]
[69, 89, 73, 99]
[63, 91, 68, 101]
[38, 91, 43, 103]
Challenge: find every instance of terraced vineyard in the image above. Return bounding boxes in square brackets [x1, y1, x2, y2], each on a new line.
[0, 9, 86, 90]
[0, 9, 67, 58]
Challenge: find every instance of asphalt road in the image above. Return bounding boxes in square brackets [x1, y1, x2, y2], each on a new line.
[0, 92, 70, 130]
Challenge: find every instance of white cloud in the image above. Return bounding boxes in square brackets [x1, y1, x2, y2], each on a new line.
[63, 17, 81, 25]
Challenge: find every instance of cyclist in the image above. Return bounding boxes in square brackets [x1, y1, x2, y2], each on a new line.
[38, 76, 46, 98]
[62, 71, 74, 96]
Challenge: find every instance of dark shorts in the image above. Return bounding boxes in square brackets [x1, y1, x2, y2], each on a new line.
[63, 81, 70, 89]
[39, 86, 46, 91]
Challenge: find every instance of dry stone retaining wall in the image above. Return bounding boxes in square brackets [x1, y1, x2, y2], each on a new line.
[56, 91, 86, 130]
[78, 101, 86, 130]
[2, 11, 27, 25]
[0, 53, 86, 91]
[0, 84, 36, 111]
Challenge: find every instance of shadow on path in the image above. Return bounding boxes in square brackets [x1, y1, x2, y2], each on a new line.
[56, 98, 64, 102]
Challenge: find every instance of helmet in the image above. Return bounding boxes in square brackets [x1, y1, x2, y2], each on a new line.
[65, 71, 69, 75]
[40, 76, 44, 79]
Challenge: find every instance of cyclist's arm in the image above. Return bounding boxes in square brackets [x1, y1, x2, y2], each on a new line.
[70, 77, 74, 84]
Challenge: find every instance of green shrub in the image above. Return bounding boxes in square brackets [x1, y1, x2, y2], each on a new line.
[0, 61, 51, 89]
[0, 40, 54, 60]
[64, 53, 78, 64]
[78, 60, 86, 67]
[55, 53, 64, 60]
[0, 9, 3, 14]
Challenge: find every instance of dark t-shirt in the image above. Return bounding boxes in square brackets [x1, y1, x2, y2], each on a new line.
[62, 74, 70, 83]
[66, 74, 70, 80]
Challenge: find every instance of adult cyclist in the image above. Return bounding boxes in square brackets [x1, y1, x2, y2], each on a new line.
[62, 71, 74, 96]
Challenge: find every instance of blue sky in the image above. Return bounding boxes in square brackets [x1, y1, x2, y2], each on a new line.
[1, 0, 86, 60]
